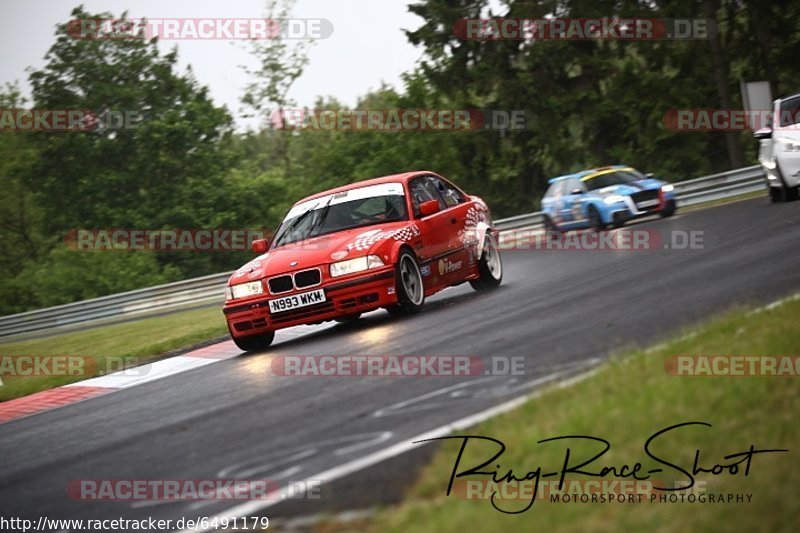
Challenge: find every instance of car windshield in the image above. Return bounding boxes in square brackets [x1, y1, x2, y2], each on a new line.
[584, 169, 643, 191]
[271, 182, 408, 248]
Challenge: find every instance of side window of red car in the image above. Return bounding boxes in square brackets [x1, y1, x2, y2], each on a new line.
[428, 176, 466, 208]
[409, 177, 446, 217]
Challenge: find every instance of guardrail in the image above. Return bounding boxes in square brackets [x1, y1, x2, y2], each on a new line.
[0, 165, 765, 339]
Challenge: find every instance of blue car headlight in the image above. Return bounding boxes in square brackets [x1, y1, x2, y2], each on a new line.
[603, 195, 626, 205]
[662, 184, 674, 193]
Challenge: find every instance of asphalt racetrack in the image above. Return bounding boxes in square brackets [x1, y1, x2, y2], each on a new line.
[2, 197, 800, 527]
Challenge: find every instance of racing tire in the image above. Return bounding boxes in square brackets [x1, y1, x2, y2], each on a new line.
[543, 216, 560, 239]
[769, 185, 784, 203]
[660, 199, 677, 218]
[232, 330, 275, 352]
[771, 166, 799, 203]
[470, 233, 503, 291]
[588, 205, 606, 231]
[386, 250, 425, 316]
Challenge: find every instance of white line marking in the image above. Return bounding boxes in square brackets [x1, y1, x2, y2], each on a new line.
[65, 356, 221, 389]
[176, 358, 602, 532]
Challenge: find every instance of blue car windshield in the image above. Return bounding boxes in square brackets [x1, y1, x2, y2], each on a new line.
[584, 170, 643, 191]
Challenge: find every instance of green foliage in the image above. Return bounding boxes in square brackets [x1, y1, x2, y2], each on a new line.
[2, 0, 799, 316]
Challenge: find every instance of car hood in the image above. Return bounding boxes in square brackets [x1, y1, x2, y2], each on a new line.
[228, 221, 415, 284]
[595, 179, 664, 196]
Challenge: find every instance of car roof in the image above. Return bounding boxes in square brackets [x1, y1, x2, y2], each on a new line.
[547, 165, 632, 184]
[295, 171, 436, 205]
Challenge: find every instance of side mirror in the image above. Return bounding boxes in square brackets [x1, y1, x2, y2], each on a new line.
[251, 239, 269, 253]
[570, 188, 584, 195]
[419, 199, 441, 216]
[754, 128, 772, 140]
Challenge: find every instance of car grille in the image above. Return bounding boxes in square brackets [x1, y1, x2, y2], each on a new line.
[268, 268, 322, 294]
[294, 268, 321, 288]
[268, 275, 293, 294]
[631, 189, 660, 210]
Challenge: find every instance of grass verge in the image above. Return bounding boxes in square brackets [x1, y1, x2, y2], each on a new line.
[0, 306, 228, 401]
[358, 296, 800, 533]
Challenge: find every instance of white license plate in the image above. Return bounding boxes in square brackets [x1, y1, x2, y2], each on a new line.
[268, 289, 326, 314]
[637, 199, 659, 208]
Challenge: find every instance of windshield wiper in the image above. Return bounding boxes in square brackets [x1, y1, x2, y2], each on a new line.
[309, 195, 334, 238]
[273, 201, 320, 248]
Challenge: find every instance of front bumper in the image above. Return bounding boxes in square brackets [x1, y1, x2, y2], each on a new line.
[223, 268, 397, 337]
[606, 192, 674, 223]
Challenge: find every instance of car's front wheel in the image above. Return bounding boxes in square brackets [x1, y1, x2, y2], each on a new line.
[386, 250, 425, 316]
[589, 205, 606, 231]
[661, 199, 677, 217]
[470, 233, 503, 291]
[232, 330, 275, 352]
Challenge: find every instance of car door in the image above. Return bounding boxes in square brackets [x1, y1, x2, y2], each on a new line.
[427, 175, 473, 278]
[558, 178, 581, 225]
[566, 178, 588, 224]
[408, 176, 451, 287]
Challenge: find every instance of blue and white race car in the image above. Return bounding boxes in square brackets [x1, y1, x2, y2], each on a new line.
[541, 166, 676, 232]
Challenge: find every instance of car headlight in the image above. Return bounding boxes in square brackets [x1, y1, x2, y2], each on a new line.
[229, 281, 264, 300]
[603, 195, 626, 205]
[776, 137, 800, 152]
[330, 255, 385, 277]
[662, 184, 674, 193]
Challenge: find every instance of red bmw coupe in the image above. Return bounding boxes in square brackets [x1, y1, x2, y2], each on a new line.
[223, 171, 503, 351]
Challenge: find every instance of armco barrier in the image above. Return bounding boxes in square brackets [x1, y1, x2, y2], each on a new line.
[0, 165, 765, 339]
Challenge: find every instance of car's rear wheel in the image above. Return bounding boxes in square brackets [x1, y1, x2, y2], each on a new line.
[589, 205, 605, 231]
[470, 233, 503, 291]
[232, 331, 275, 352]
[544, 216, 559, 239]
[386, 250, 425, 316]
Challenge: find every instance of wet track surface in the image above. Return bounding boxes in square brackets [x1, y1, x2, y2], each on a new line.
[2, 198, 800, 526]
